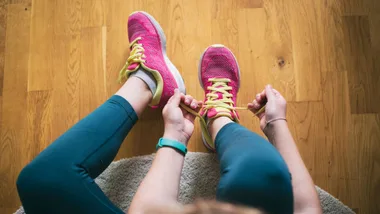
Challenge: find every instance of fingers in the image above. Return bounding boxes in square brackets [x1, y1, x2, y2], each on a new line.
[265, 84, 275, 100]
[168, 91, 202, 112]
[255, 91, 267, 105]
[181, 95, 202, 122]
[254, 98, 260, 108]
[183, 94, 193, 105]
[255, 93, 262, 103]
[248, 92, 266, 110]
[167, 89, 181, 106]
[190, 99, 198, 109]
[181, 94, 202, 110]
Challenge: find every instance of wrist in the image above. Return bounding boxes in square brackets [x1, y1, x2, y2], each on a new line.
[263, 119, 288, 136]
[157, 147, 186, 159]
[163, 132, 188, 146]
[157, 137, 188, 156]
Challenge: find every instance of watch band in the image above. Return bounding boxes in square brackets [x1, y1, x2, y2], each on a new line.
[156, 138, 187, 156]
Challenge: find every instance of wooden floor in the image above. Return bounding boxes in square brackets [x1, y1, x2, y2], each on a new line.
[1, 0, 380, 213]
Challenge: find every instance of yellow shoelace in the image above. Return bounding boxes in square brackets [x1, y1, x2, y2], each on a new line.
[118, 37, 146, 82]
[179, 78, 266, 150]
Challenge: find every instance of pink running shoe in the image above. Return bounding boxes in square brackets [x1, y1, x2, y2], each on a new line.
[119, 11, 186, 108]
[198, 44, 240, 151]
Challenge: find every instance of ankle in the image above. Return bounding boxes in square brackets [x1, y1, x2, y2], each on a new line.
[209, 116, 234, 141]
[129, 69, 157, 95]
[115, 76, 152, 116]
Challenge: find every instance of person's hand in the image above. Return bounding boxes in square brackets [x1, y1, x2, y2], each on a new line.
[248, 85, 287, 134]
[162, 89, 202, 145]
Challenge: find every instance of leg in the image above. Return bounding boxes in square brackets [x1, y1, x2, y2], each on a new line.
[211, 118, 294, 214]
[197, 45, 293, 213]
[17, 77, 151, 214]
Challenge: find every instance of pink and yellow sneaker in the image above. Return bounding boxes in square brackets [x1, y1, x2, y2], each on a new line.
[119, 11, 186, 108]
[199, 44, 240, 151]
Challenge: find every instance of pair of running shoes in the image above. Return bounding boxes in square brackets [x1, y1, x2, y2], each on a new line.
[119, 11, 243, 151]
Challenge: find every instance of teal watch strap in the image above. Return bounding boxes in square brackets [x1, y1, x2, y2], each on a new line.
[156, 138, 187, 156]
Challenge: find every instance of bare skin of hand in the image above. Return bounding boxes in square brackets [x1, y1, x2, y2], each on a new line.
[162, 89, 202, 145]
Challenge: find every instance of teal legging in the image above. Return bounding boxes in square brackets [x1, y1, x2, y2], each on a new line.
[17, 95, 293, 214]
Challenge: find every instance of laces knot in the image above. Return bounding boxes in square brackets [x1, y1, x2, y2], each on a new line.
[204, 78, 235, 111]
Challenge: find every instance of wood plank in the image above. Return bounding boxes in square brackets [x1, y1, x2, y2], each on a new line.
[51, 0, 82, 140]
[9, 0, 30, 4]
[320, 71, 352, 208]
[342, 16, 380, 114]
[237, 2, 295, 106]
[26, 90, 52, 160]
[0, 0, 8, 135]
[338, 0, 371, 16]
[0, 0, 7, 97]
[319, 0, 347, 73]
[0, 3, 30, 211]
[369, 14, 380, 53]
[287, 101, 326, 179]
[211, 0, 238, 52]
[369, 14, 380, 96]
[288, 0, 323, 101]
[81, 0, 105, 28]
[370, 17, 380, 106]
[27, 0, 54, 91]
[237, 0, 262, 8]
[321, 71, 351, 176]
[348, 114, 380, 214]
[236, 3, 295, 139]
[104, 0, 138, 98]
[79, 27, 107, 118]
[0, 95, 2, 134]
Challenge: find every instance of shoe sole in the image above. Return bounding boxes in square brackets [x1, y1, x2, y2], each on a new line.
[136, 11, 186, 95]
[198, 44, 241, 151]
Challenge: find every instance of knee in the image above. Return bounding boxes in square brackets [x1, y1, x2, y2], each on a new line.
[245, 150, 291, 184]
[17, 159, 68, 200]
[17, 162, 48, 198]
[221, 152, 291, 192]
[17, 163, 39, 204]
[217, 152, 293, 213]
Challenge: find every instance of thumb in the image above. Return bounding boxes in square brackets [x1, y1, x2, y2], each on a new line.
[168, 89, 181, 106]
[265, 84, 275, 100]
